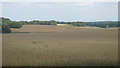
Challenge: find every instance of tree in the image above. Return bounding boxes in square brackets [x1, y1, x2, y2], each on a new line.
[0, 17, 23, 33]
[72, 22, 86, 26]
[10, 21, 22, 28]
[49, 20, 57, 25]
[2, 24, 11, 33]
[0, 17, 12, 33]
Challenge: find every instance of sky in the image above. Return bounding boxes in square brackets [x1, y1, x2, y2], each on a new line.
[1, 2, 118, 22]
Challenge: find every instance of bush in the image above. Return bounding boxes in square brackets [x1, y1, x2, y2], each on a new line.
[72, 22, 86, 26]
[2, 25, 11, 33]
[0, 17, 23, 33]
[0, 17, 11, 33]
[10, 21, 22, 28]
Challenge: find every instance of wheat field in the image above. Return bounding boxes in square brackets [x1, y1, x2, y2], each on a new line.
[2, 25, 118, 66]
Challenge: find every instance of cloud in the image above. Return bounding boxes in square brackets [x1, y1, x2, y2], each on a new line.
[74, 2, 94, 6]
[3, 2, 48, 7]
[2, 0, 119, 2]
[16, 2, 33, 6]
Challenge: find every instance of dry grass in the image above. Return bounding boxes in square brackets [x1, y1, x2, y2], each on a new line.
[3, 25, 118, 66]
[0, 34, 2, 67]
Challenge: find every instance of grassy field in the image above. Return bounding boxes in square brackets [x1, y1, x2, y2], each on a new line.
[2, 25, 118, 66]
[0, 34, 2, 67]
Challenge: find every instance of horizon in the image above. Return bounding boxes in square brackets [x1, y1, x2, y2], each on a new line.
[0, 17, 118, 22]
[1, 2, 118, 22]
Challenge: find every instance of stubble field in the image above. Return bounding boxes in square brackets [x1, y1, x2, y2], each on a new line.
[2, 25, 118, 66]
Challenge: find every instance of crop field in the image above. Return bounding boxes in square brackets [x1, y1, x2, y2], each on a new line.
[2, 25, 118, 66]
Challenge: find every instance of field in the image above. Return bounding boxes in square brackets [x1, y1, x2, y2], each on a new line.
[2, 25, 118, 66]
[57, 24, 73, 26]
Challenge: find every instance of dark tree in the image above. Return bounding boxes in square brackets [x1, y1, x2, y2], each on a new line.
[0, 17, 12, 33]
[2, 24, 11, 33]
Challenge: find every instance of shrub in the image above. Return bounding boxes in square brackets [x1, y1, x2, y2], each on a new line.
[2, 25, 11, 33]
[10, 21, 22, 28]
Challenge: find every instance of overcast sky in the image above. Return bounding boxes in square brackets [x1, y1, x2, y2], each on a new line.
[2, 2, 118, 22]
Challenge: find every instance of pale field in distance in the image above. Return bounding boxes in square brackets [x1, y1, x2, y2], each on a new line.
[3, 25, 118, 66]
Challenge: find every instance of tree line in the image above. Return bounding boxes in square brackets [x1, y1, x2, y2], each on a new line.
[0, 17, 119, 33]
[85, 21, 119, 28]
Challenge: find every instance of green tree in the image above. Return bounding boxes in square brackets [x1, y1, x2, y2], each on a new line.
[0, 17, 12, 33]
[72, 22, 86, 26]
[10, 21, 22, 28]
